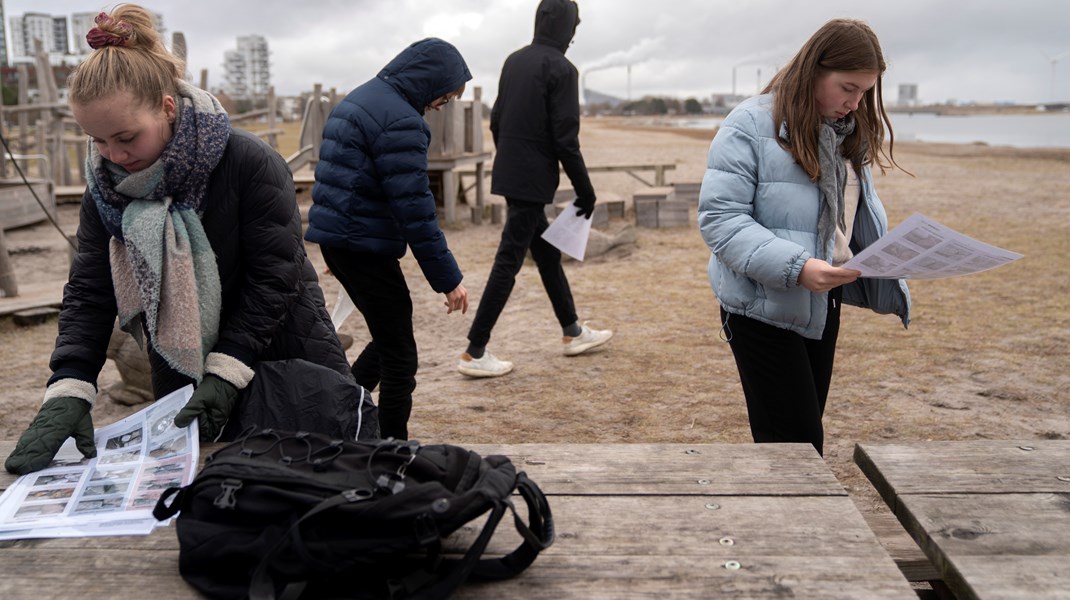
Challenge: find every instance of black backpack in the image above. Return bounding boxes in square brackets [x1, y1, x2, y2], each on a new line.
[153, 428, 554, 599]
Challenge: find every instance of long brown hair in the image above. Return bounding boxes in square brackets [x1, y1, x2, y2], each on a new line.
[763, 18, 905, 181]
[67, 4, 184, 110]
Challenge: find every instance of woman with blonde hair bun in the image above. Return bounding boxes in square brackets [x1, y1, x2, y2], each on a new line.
[6, 4, 376, 475]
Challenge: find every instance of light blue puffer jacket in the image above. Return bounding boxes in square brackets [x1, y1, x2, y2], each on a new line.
[697, 94, 910, 339]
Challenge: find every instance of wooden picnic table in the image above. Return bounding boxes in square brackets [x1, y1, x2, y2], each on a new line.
[0, 441, 916, 599]
[855, 440, 1070, 600]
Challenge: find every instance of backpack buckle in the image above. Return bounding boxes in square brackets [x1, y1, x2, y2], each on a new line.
[376, 472, 406, 495]
[214, 479, 243, 509]
[413, 513, 439, 546]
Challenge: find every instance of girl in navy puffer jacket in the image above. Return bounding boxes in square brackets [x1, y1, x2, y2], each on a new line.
[306, 38, 471, 440]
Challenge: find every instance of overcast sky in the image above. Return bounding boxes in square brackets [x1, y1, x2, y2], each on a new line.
[10, 0, 1070, 105]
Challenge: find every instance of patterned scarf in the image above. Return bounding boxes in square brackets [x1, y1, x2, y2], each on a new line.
[85, 81, 230, 382]
[816, 115, 856, 252]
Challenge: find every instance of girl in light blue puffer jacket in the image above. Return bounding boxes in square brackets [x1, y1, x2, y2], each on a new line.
[698, 19, 911, 455]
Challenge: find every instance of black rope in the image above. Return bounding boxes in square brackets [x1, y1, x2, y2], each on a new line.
[0, 125, 78, 250]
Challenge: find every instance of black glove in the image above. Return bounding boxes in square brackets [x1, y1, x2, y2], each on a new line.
[5, 396, 96, 475]
[573, 196, 596, 219]
[174, 374, 239, 442]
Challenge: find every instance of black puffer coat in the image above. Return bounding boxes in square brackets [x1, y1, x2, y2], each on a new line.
[50, 130, 374, 437]
[489, 0, 595, 205]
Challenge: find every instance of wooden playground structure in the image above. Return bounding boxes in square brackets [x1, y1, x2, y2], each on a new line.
[0, 33, 681, 313]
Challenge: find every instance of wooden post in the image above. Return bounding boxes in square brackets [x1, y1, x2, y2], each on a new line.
[17, 65, 30, 160]
[75, 122, 87, 182]
[35, 118, 48, 178]
[266, 86, 277, 150]
[172, 32, 187, 78]
[471, 87, 487, 224]
[309, 84, 323, 162]
[199, 68, 208, 91]
[0, 102, 6, 179]
[51, 112, 65, 185]
[441, 169, 456, 223]
[0, 229, 17, 298]
[34, 40, 59, 104]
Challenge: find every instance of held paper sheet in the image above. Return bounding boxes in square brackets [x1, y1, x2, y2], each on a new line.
[841, 212, 1023, 279]
[540, 206, 593, 261]
[0, 386, 198, 539]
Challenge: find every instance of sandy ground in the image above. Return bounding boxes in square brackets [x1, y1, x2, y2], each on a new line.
[2, 116, 1069, 519]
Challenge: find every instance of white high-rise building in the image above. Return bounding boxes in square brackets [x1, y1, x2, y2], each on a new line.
[223, 34, 270, 100]
[70, 12, 96, 55]
[0, 1, 8, 67]
[897, 83, 919, 107]
[10, 12, 58, 61]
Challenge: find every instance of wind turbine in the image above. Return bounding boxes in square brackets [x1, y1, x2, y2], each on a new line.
[1045, 50, 1069, 102]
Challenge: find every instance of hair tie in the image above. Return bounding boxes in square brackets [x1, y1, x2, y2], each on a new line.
[86, 12, 132, 49]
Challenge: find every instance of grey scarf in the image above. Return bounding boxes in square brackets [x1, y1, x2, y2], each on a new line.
[85, 81, 230, 382]
[816, 115, 856, 252]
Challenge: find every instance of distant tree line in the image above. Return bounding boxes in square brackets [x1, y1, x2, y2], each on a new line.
[587, 95, 707, 116]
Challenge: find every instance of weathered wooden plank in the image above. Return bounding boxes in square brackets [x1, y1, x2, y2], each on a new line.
[0, 442, 844, 497]
[0, 550, 916, 600]
[939, 556, 1070, 600]
[855, 441, 1070, 508]
[657, 199, 691, 228]
[892, 493, 1070, 600]
[0, 442, 913, 599]
[900, 493, 1070, 558]
[0, 279, 65, 317]
[0, 496, 914, 599]
[465, 443, 845, 496]
[861, 509, 941, 583]
[855, 441, 1070, 600]
[0, 182, 55, 230]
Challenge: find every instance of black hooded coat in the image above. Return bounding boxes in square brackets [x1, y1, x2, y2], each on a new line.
[489, 0, 596, 205]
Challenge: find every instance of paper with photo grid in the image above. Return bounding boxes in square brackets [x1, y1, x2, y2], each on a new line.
[842, 212, 1023, 279]
[0, 386, 198, 539]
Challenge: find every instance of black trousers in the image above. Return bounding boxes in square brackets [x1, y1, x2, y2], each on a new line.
[467, 198, 578, 348]
[720, 286, 842, 455]
[321, 246, 416, 440]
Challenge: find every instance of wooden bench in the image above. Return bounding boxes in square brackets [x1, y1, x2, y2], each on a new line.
[855, 440, 1070, 599]
[0, 441, 918, 599]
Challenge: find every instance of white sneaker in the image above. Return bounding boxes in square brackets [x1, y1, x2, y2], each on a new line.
[458, 351, 514, 378]
[563, 323, 614, 356]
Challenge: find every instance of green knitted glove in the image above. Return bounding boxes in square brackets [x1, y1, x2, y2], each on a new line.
[174, 374, 239, 441]
[5, 396, 96, 475]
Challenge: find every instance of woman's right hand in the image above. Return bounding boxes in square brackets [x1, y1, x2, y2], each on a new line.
[798, 258, 861, 294]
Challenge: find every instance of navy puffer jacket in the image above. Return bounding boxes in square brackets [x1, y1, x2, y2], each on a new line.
[306, 38, 470, 294]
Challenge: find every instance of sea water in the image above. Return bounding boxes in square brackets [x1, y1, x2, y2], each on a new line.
[672, 113, 1070, 149]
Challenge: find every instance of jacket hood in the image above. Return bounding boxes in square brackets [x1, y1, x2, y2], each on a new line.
[533, 0, 579, 53]
[378, 38, 472, 112]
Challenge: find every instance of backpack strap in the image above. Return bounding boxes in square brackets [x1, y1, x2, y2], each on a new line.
[152, 486, 184, 520]
[471, 472, 555, 579]
[247, 488, 374, 600]
[404, 471, 555, 599]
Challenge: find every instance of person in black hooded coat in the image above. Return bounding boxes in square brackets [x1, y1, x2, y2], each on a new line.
[457, 0, 613, 380]
[306, 38, 471, 440]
